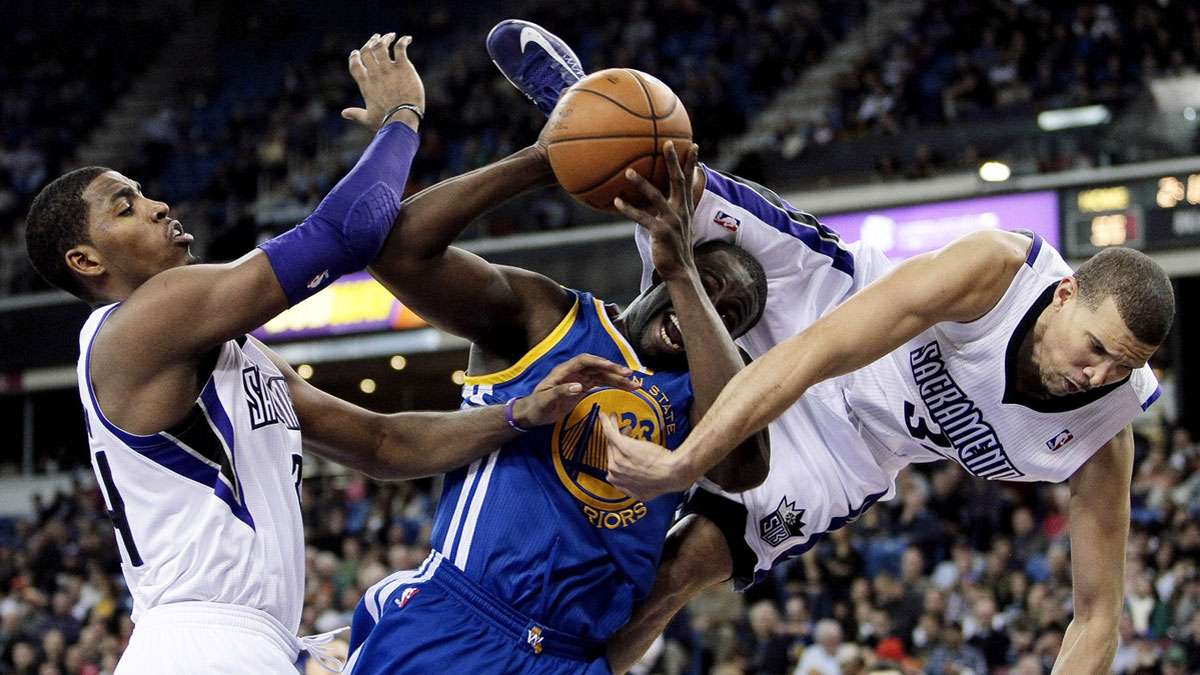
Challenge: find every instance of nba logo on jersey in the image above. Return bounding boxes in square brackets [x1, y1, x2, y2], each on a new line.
[1046, 429, 1074, 452]
[393, 587, 419, 610]
[713, 211, 741, 232]
[759, 496, 806, 546]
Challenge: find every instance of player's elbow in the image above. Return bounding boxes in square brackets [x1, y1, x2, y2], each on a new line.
[706, 431, 770, 492]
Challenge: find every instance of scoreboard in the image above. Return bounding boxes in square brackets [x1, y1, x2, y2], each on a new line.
[1062, 171, 1200, 256]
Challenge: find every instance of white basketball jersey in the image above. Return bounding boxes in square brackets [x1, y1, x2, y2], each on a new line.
[636, 167, 897, 509]
[638, 183, 1162, 586]
[76, 304, 306, 632]
[637, 167, 890, 358]
[845, 233, 1161, 483]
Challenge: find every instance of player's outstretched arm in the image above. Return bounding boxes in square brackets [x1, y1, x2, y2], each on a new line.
[368, 145, 566, 361]
[611, 142, 769, 492]
[258, 342, 636, 479]
[90, 33, 423, 434]
[1052, 426, 1133, 674]
[603, 229, 1031, 501]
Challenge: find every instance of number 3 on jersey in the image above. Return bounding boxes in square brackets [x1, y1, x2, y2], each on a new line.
[904, 400, 951, 450]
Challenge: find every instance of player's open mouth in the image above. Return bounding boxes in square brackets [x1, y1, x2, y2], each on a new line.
[660, 311, 683, 350]
[170, 220, 194, 244]
[1064, 377, 1081, 394]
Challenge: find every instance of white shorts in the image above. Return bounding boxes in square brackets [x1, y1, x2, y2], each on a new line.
[682, 241, 900, 591]
[115, 602, 302, 674]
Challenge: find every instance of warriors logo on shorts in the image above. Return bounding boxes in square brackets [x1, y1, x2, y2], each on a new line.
[551, 387, 665, 526]
[759, 496, 806, 546]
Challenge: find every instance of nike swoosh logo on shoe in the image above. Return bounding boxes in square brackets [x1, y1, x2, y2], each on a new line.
[519, 26, 576, 74]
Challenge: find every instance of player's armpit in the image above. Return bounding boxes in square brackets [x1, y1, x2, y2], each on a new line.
[703, 425, 769, 492]
[367, 147, 569, 360]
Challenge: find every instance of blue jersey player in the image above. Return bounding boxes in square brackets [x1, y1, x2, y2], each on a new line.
[344, 137, 769, 672]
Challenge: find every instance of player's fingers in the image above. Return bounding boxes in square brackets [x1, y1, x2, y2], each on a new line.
[573, 356, 634, 379]
[624, 168, 671, 214]
[681, 143, 699, 199]
[391, 35, 413, 63]
[662, 141, 683, 186]
[545, 354, 623, 388]
[612, 196, 654, 228]
[578, 368, 638, 391]
[599, 413, 625, 445]
[549, 382, 585, 399]
[341, 108, 371, 127]
[376, 32, 397, 60]
[662, 141, 688, 206]
[348, 49, 366, 79]
[364, 33, 383, 63]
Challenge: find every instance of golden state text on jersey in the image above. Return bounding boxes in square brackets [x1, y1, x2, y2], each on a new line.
[431, 289, 693, 644]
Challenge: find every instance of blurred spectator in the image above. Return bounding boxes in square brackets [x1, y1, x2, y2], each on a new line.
[794, 618, 843, 675]
[922, 622, 987, 675]
[744, 599, 792, 675]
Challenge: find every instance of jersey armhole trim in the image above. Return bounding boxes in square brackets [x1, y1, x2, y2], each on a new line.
[1024, 233, 1044, 267]
[1142, 385, 1162, 411]
[591, 298, 648, 373]
[84, 304, 223, 450]
[463, 295, 581, 386]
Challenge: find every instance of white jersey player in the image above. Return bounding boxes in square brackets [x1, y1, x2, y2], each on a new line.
[611, 171, 1173, 675]
[77, 307, 309, 671]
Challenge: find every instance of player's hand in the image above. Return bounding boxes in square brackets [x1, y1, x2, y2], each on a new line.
[600, 413, 696, 501]
[512, 354, 636, 428]
[612, 141, 699, 281]
[342, 33, 426, 131]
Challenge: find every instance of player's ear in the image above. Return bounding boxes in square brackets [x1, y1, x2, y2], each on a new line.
[1052, 276, 1078, 309]
[66, 245, 105, 279]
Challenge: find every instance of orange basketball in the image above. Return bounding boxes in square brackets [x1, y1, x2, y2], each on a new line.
[542, 68, 693, 214]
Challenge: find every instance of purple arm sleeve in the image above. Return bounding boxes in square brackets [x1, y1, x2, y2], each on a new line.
[257, 122, 419, 306]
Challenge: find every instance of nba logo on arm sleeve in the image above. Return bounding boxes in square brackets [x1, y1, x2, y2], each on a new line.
[714, 211, 741, 232]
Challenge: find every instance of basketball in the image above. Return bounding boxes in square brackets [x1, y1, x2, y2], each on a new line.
[542, 68, 693, 213]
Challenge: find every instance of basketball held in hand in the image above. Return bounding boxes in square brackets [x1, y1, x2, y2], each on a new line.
[542, 68, 693, 214]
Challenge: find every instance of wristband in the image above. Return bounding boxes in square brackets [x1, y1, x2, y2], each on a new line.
[505, 397, 532, 433]
[381, 103, 424, 127]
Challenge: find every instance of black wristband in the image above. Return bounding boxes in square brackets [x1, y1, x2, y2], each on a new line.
[381, 103, 424, 127]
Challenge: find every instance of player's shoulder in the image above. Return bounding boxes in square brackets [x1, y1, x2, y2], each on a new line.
[949, 228, 1034, 263]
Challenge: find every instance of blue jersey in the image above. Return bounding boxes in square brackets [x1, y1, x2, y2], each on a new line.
[433, 289, 692, 642]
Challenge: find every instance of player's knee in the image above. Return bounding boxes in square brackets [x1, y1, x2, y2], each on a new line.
[658, 514, 733, 600]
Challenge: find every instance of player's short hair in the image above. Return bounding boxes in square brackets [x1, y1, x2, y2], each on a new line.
[26, 166, 109, 301]
[1073, 247, 1174, 346]
[694, 240, 768, 336]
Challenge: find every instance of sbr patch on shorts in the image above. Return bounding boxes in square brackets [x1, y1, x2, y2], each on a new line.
[758, 496, 805, 546]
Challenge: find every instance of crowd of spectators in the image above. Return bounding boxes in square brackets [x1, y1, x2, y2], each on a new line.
[0, 3, 178, 295]
[778, 0, 1200, 181]
[5, 0, 1200, 297]
[0, 399, 1196, 674]
[835, 1, 1196, 135]
[0, 0, 868, 297]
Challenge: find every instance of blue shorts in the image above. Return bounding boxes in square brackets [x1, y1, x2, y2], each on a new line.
[346, 552, 611, 675]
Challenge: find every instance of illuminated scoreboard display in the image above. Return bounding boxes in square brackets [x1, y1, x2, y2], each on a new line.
[1063, 171, 1200, 256]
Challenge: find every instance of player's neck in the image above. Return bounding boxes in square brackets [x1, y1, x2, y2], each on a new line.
[605, 302, 632, 341]
[1015, 308, 1052, 399]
